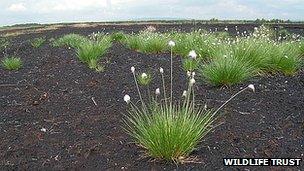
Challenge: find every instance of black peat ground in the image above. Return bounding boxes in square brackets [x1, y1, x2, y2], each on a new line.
[0, 23, 303, 170]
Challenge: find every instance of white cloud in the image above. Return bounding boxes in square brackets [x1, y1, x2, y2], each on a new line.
[0, 0, 303, 26]
[182, 0, 260, 20]
[7, 3, 26, 12]
[31, 0, 108, 13]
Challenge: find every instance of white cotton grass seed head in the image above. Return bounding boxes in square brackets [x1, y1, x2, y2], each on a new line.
[204, 104, 207, 110]
[182, 90, 187, 97]
[192, 72, 196, 77]
[155, 88, 160, 95]
[168, 40, 175, 47]
[188, 50, 197, 59]
[187, 71, 191, 77]
[248, 84, 255, 92]
[160, 67, 164, 74]
[124, 94, 131, 104]
[141, 73, 147, 79]
[131, 66, 135, 73]
[190, 78, 196, 86]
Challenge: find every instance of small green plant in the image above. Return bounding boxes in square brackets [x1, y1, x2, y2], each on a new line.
[110, 31, 126, 42]
[268, 42, 302, 75]
[123, 34, 142, 51]
[76, 37, 111, 71]
[87, 58, 105, 72]
[171, 30, 221, 59]
[230, 37, 271, 71]
[1, 56, 22, 70]
[123, 31, 168, 53]
[137, 72, 152, 86]
[123, 41, 255, 162]
[53, 34, 88, 48]
[299, 40, 304, 56]
[200, 57, 255, 86]
[141, 32, 168, 53]
[31, 37, 46, 48]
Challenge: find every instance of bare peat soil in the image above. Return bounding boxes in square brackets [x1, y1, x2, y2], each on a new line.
[0, 24, 303, 170]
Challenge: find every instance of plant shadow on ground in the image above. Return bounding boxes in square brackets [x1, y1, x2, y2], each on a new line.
[0, 24, 303, 170]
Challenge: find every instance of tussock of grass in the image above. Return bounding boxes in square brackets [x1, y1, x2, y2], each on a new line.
[200, 57, 255, 86]
[76, 36, 112, 71]
[124, 52, 219, 162]
[140, 32, 168, 53]
[31, 37, 46, 48]
[124, 34, 142, 51]
[230, 37, 271, 71]
[171, 30, 223, 59]
[110, 31, 126, 42]
[298, 40, 304, 56]
[124, 102, 215, 162]
[123, 31, 168, 53]
[123, 45, 255, 162]
[1, 56, 22, 70]
[53, 33, 112, 72]
[269, 42, 302, 75]
[53, 34, 87, 48]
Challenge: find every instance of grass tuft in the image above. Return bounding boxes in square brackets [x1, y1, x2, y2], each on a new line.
[124, 102, 215, 162]
[123, 31, 168, 53]
[200, 57, 255, 86]
[123, 44, 254, 162]
[31, 37, 46, 48]
[297, 39, 304, 56]
[269, 42, 302, 75]
[124, 34, 142, 51]
[53, 34, 88, 48]
[110, 31, 126, 42]
[76, 36, 111, 71]
[2, 56, 23, 70]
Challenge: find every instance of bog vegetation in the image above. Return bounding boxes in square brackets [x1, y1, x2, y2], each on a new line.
[122, 43, 255, 162]
[2, 26, 303, 84]
[53, 32, 112, 72]
[1, 24, 303, 164]
[1, 56, 22, 70]
[31, 37, 46, 48]
[51, 25, 303, 85]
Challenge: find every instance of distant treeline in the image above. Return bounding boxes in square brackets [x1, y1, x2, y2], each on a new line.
[1, 19, 303, 30]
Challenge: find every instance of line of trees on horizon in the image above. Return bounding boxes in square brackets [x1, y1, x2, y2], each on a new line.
[1, 18, 303, 29]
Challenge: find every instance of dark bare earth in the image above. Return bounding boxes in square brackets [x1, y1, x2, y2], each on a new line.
[0, 23, 303, 170]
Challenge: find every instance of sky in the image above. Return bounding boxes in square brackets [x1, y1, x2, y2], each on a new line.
[1, 0, 304, 26]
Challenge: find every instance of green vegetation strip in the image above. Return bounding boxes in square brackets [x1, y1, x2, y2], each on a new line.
[52, 25, 303, 85]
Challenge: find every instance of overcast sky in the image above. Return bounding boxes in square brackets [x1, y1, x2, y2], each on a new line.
[1, 0, 304, 26]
